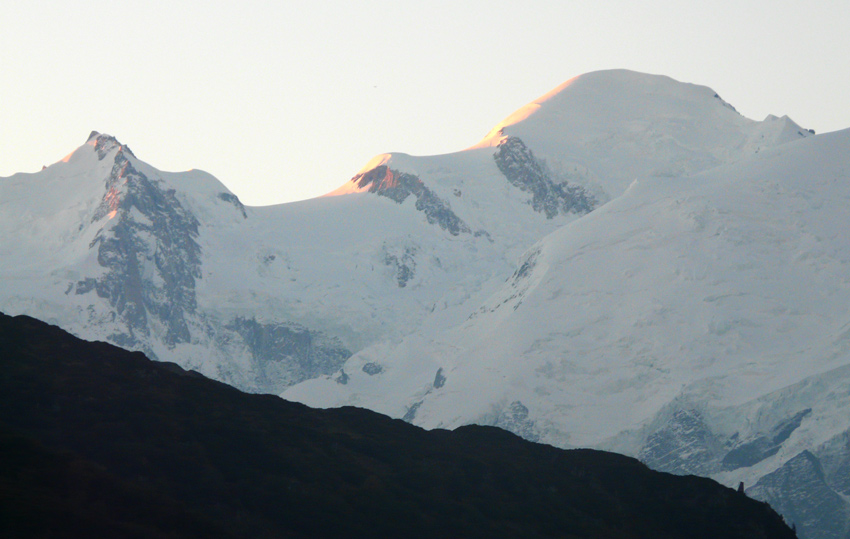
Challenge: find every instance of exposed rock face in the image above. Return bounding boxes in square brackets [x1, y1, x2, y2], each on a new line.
[493, 137, 596, 218]
[471, 247, 541, 317]
[76, 135, 202, 350]
[639, 409, 723, 476]
[722, 409, 812, 471]
[382, 244, 417, 288]
[433, 367, 446, 389]
[633, 403, 847, 538]
[226, 317, 351, 391]
[402, 400, 422, 423]
[92, 131, 135, 160]
[362, 362, 383, 375]
[29, 134, 349, 396]
[352, 165, 470, 236]
[216, 192, 247, 218]
[819, 430, 850, 496]
[494, 401, 539, 443]
[335, 369, 350, 385]
[748, 451, 850, 539]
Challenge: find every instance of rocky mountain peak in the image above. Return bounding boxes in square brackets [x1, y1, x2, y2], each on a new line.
[86, 131, 135, 160]
[75, 140, 203, 350]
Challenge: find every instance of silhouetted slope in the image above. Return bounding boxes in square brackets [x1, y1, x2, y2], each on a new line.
[0, 313, 795, 538]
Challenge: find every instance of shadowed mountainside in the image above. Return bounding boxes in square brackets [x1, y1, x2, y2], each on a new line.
[0, 313, 796, 538]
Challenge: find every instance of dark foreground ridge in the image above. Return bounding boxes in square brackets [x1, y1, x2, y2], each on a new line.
[0, 313, 795, 539]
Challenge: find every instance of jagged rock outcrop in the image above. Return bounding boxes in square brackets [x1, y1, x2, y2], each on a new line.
[352, 165, 470, 236]
[634, 403, 848, 538]
[362, 362, 383, 375]
[818, 430, 850, 496]
[493, 136, 595, 218]
[433, 368, 446, 389]
[76, 134, 202, 350]
[226, 316, 351, 390]
[382, 244, 417, 288]
[639, 409, 723, 476]
[748, 451, 850, 539]
[722, 409, 812, 471]
[494, 401, 539, 443]
[402, 400, 422, 423]
[217, 192, 248, 218]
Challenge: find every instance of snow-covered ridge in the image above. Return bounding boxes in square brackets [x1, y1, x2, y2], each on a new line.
[472, 69, 811, 198]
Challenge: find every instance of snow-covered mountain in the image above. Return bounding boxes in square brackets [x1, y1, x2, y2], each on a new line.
[0, 126, 594, 392]
[288, 124, 850, 537]
[3, 69, 843, 538]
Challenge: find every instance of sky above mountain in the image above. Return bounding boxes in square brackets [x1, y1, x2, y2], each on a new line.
[2, 0, 848, 206]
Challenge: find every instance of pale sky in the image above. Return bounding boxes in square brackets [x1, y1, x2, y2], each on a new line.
[2, 1, 848, 206]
